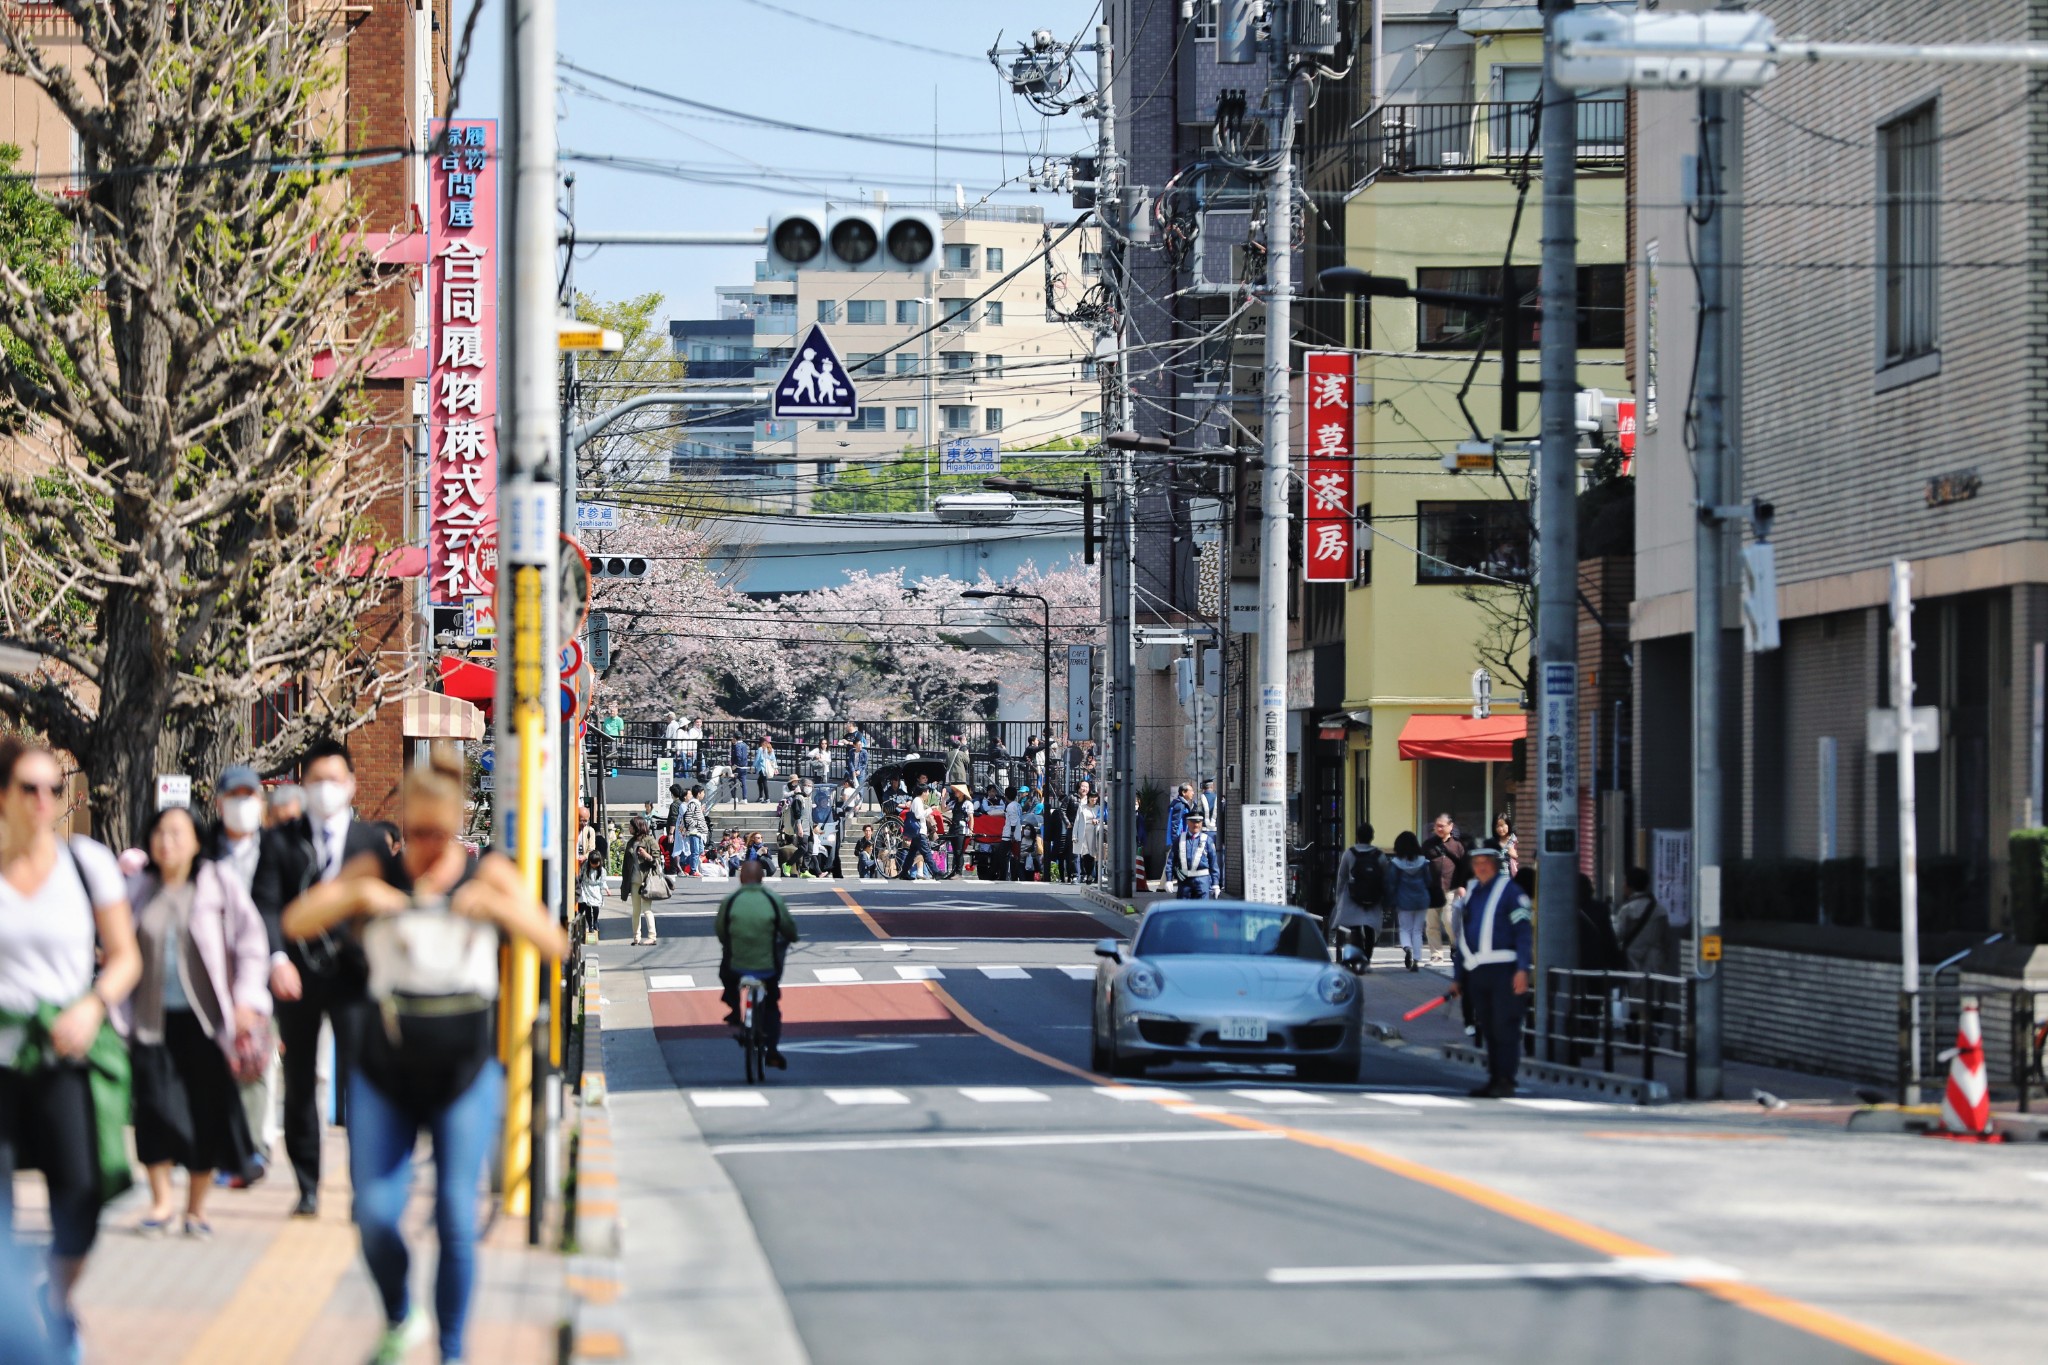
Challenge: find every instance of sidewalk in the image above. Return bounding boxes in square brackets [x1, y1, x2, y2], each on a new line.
[11, 1127, 561, 1363]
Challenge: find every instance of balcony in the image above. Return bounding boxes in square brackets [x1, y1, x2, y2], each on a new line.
[1354, 99, 1625, 182]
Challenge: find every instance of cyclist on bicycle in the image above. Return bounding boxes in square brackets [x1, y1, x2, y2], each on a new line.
[716, 863, 800, 1069]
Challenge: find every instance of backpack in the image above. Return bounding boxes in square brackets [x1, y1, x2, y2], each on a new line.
[1348, 846, 1386, 907]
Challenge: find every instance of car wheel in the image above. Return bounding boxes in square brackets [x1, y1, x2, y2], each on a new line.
[1090, 1029, 1112, 1074]
[1108, 1029, 1147, 1078]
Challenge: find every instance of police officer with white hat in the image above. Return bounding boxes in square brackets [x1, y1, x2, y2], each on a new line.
[1448, 844, 1532, 1097]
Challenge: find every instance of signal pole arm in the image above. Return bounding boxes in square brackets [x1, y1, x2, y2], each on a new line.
[568, 390, 767, 453]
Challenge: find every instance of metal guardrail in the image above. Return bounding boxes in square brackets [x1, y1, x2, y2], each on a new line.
[1898, 986, 2043, 1111]
[1524, 966, 1697, 1099]
[593, 717, 1079, 794]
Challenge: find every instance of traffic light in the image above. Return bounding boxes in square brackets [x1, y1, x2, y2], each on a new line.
[766, 206, 942, 273]
[591, 555, 649, 580]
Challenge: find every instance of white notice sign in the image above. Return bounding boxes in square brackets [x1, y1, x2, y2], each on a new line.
[1240, 803, 1285, 906]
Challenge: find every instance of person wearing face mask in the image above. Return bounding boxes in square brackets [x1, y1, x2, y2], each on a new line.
[250, 739, 391, 1219]
[208, 764, 282, 1185]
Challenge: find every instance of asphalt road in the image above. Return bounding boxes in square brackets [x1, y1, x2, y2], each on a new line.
[601, 877, 1982, 1365]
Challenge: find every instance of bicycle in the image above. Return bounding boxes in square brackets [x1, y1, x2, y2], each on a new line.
[736, 975, 769, 1083]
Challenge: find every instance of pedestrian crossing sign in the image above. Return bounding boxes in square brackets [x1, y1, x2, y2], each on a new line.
[771, 324, 859, 419]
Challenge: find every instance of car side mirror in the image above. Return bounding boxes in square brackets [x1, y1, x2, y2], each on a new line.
[1094, 937, 1123, 961]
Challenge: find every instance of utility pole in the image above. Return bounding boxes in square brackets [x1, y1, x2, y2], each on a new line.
[496, 0, 559, 1231]
[1082, 21, 1138, 901]
[558, 172, 578, 922]
[1891, 559, 1922, 1102]
[1253, 48, 1298, 824]
[1534, 0, 1581, 1057]
[1691, 83, 1729, 1100]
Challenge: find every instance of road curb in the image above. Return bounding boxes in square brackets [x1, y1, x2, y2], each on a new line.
[1078, 885, 1138, 918]
[563, 956, 626, 1363]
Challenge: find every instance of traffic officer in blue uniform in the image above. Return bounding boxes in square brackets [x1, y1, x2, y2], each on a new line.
[1172, 811, 1221, 899]
[1449, 844, 1532, 1097]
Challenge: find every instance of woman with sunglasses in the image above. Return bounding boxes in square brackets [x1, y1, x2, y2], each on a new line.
[283, 758, 564, 1365]
[0, 739, 141, 1361]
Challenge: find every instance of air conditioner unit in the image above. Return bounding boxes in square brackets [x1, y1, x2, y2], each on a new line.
[938, 270, 956, 280]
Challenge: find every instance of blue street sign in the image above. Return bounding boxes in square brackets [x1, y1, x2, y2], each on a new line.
[479, 748, 494, 773]
[575, 503, 619, 531]
[770, 323, 859, 419]
[941, 440, 1000, 476]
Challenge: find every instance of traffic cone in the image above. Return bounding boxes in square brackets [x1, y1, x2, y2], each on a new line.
[1134, 849, 1149, 893]
[1938, 998, 1992, 1138]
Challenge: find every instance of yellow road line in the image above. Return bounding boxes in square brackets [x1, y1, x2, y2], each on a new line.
[833, 885, 891, 938]
[832, 878, 1963, 1365]
[177, 1217, 358, 1365]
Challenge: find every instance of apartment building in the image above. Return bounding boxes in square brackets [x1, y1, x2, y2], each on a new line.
[1631, 1, 2048, 1076]
[668, 203, 1100, 506]
[1336, 1, 1629, 865]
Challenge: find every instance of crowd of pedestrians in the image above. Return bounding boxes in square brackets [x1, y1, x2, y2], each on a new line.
[1, 735, 562, 1364]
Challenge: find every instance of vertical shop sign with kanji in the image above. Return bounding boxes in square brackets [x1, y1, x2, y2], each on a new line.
[1302, 351, 1353, 583]
[429, 121, 498, 605]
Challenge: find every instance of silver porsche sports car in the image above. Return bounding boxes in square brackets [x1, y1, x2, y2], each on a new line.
[1090, 900, 1365, 1082]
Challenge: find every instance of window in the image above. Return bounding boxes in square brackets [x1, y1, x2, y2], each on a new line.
[896, 353, 918, 375]
[1414, 265, 1626, 351]
[846, 299, 884, 324]
[1082, 251, 1103, 275]
[984, 353, 1003, 376]
[943, 351, 976, 373]
[1190, 0, 1219, 40]
[1081, 410, 1102, 435]
[1879, 101, 1939, 369]
[941, 298, 975, 326]
[849, 408, 884, 431]
[985, 301, 1004, 326]
[895, 407, 919, 431]
[1414, 500, 1529, 583]
[1081, 356, 1099, 380]
[986, 247, 1005, 272]
[849, 352, 883, 377]
[896, 298, 921, 325]
[985, 408, 1004, 432]
[942, 405, 976, 432]
[816, 300, 839, 324]
[944, 244, 977, 270]
[1353, 504, 1371, 586]
[815, 420, 838, 432]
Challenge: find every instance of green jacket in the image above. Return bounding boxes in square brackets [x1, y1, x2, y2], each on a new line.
[715, 884, 799, 974]
[0, 1000, 134, 1207]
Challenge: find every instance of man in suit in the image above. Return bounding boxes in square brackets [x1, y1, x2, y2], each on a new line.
[250, 739, 391, 1218]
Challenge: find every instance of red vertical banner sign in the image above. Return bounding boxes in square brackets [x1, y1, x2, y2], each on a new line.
[1302, 351, 1354, 582]
[428, 120, 499, 606]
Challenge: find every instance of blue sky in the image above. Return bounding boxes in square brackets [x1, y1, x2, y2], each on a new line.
[460, 0, 1099, 324]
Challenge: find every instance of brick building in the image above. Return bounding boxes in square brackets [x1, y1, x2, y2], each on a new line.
[1630, 0, 2048, 1076]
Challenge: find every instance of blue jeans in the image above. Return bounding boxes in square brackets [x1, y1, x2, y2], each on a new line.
[348, 1061, 503, 1360]
[680, 833, 703, 873]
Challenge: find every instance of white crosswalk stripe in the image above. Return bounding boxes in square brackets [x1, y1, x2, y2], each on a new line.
[977, 965, 1030, 979]
[811, 967, 865, 984]
[647, 973, 696, 991]
[1358, 1093, 1469, 1109]
[1228, 1089, 1333, 1105]
[1056, 965, 1095, 980]
[1094, 1086, 1192, 1102]
[958, 1087, 1050, 1103]
[1502, 1097, 1610, 1112]
[893, 965, 945, 981]
[824, 1088, 912, 1105]
[689, 1091, 768, 1108]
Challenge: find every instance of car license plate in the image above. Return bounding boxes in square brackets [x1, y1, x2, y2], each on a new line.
[1219, 1017, 1267, 1043]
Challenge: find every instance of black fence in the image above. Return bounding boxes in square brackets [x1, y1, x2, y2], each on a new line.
[1354, 99, 1627, 181]
[592, 717, 1084, 796]
[1524, 966, 1698, 1099]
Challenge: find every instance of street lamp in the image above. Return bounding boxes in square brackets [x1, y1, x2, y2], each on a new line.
[962, 586, 1053, 790]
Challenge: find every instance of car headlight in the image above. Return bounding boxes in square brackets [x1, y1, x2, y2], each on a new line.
[1125, 963, 1163, 999]
[1315, 970, 1356, 1005]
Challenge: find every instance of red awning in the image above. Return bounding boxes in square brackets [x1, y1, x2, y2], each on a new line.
[1396, 713, 1526, 763]
[437, 655, 497, 704]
